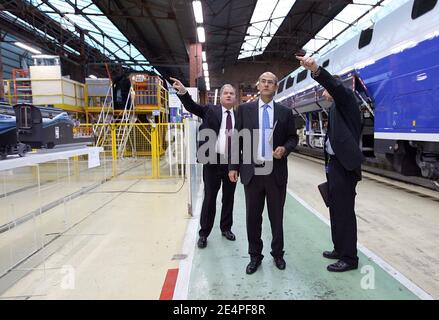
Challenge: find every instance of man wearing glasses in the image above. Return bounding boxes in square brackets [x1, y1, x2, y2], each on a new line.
[229, 72, 298, 274]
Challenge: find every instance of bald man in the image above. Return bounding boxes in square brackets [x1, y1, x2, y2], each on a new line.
[229, 72, 298, 274]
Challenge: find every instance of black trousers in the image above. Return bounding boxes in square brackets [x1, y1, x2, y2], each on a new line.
[199, 162, 237, 238]
[243, 173, 286, 260]
[327, 156, 359, 266]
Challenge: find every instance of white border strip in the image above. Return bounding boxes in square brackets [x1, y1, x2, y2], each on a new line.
[173, 184, 203, 300]
[287, 188, 434, 300]
[375, 132, 439, 142]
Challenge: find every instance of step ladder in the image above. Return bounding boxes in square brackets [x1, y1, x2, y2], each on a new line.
[93, 85, 114, 149]
[116, 86, 136, 158]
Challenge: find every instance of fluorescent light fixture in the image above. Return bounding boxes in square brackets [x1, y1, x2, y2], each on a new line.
[88, 75, 98, 79]
[14, 42, 42, 54]
[238, 0, 297, 59]
[192, 1, 204, 24]
[197, 26, 206, 43]
[206, 84, 211, 91]
[214, 88, 218, 104]
[204, 70, 209, 77]
[202, 51, 207, 62]
[202, 62, 208, 71]
[205, 77, 210, 84]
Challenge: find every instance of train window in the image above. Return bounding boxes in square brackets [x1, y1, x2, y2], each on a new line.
[322, 60, 330, 68]
[297, 70, 308, 83]
[358, 28, 373, 49]
[277, 79, 286, 94]
[19, 106, 32, 128]
[285, 76, 295, 89]
[412, 0, 437, 19]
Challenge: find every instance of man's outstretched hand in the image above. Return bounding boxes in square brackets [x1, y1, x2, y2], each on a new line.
[295, 55, 319, 73]
[170, 77, 187, 95]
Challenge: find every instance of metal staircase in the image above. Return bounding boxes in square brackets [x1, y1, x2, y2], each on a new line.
[116, 86, 137, 158]
[93, 85, 114, 149]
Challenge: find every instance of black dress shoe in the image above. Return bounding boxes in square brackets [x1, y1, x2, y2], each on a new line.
[197, 236, 207, 248]
[246, 259, 262, 274]
[327, 260, 358, 272]
[221, 230, 236, 241]
[274, 257, 286, 270]
[323, 250, 340, 260]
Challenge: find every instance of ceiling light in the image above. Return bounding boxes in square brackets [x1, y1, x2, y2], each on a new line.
[204, 70, 209, 77]
[197, 27, 206, 43]
[214, 88, 218, 104]
[202, 62, 208, 71]
[192, 1, 204, 24]
[202, 51, 207, 62]
[14, 42, 42, 54]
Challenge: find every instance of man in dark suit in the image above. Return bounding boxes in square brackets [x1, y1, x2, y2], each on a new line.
[297, 55, 363, 272]
[229, 72, 298, 274]
[170, 77, 237, 249]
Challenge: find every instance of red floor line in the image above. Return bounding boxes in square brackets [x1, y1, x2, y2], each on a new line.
[159, 268, 179, 300]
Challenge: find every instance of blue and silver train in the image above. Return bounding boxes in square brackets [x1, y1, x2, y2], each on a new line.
[274, 0, 439, 183]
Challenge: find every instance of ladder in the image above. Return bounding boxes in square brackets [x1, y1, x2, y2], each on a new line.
[116, 86, 136, 158]
[93, 84, 114, 148]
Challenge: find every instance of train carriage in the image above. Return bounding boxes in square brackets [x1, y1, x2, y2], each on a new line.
[274, 0, 439, 184]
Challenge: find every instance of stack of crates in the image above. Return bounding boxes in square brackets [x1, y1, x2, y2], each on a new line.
[86, 78, 112, 108]
[131, 73, 162, 106]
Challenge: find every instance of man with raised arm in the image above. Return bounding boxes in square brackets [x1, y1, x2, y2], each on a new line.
[296, 55, 363, 272]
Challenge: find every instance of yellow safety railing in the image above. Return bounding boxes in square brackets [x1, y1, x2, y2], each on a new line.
[78, 122, 185, 179]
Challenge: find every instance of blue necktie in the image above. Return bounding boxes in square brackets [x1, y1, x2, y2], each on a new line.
[262, 104, 270, 158]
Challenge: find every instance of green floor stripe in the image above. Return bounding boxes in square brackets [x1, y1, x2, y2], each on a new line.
[187, 184, 419, 300]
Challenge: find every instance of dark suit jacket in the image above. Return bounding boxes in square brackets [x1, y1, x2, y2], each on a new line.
[313, 67, 364, 178]
[177, 91, 237, 163]
[229, 100, 298, 186]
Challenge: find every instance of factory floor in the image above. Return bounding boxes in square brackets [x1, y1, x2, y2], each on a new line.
[178, 154, 437, 299]
[0, 176, 189, 299]
[1, 154, 437, 299]
[287, 154, 439, 299]
[185, 184, 419, 299]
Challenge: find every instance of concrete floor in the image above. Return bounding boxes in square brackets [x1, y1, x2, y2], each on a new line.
[287, 154, 439, 299]
[1, 169, 190, 299]
[186, 184, 421, 300]
[2, 153, 438, 299]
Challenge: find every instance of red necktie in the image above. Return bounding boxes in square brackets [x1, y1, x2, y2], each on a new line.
[226, 110, 232, 156]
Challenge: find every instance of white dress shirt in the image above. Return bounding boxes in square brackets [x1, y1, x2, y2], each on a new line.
[257, 99, 274, 161]
[326, 137, 335, 155]
[216, 106, 235, 155]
